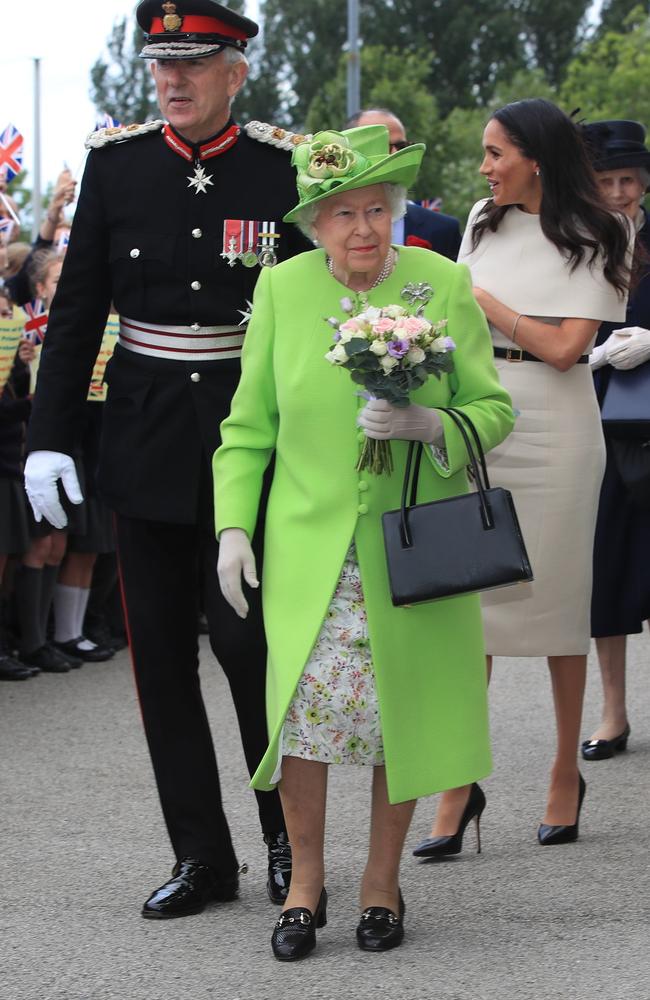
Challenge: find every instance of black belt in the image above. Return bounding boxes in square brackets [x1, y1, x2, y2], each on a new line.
[493, 347, 589, 364]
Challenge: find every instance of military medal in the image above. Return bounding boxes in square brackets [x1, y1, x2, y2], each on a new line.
[221, 220, 261, 267]
[187, 163, 214, 195]
[258, 221, 281, 268]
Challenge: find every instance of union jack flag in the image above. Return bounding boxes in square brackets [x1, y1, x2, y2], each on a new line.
[0, 216, 14, 245]
[417, 197, 443, 212]
[94, 113, 122, 131]
[22, 299, 48, 345]
[0, 123, 24, 183]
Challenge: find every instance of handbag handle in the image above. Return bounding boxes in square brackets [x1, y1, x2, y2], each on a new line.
[400, 408, 494, 547]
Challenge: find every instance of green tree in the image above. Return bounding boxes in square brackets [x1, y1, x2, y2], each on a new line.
[246, 0, 591, 126]
[598, 0, 649, 33]
[90, 18, 159, 124]
[561, 8, 650, 124]
[305, 46, 440, 200]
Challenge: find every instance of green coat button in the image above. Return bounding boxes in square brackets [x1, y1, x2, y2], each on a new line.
[357, 503, 369, 515]
[357, 430, 366, 443]
[358, 481, 368, 492]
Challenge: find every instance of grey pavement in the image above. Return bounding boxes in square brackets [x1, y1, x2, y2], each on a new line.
[2, 633, 649, 1000]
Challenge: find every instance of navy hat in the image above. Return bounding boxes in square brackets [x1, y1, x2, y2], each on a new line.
[137, 0, 258, 60]
[583, 119, 650, 177]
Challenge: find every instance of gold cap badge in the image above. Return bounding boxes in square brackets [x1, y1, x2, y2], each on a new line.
[162, 1, 183, 32]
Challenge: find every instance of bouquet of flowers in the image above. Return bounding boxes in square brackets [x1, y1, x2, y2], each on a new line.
[325, 292, 456, 474]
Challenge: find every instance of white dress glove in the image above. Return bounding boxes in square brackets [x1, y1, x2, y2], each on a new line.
[357, 398, 443, 442]
[605, 327, 650, 370]
[217, 527, 258, 620]
[588, 343, 608, 371]
[24, 450, 84, 529]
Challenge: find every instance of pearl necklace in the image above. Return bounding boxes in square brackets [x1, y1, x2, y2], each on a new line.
[327, 248, 396, 289]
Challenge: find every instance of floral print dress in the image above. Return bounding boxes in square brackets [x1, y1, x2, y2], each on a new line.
[281, 544, 385, 766]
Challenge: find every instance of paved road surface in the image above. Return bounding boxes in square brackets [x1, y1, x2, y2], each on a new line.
[2, 634, 649, 1000]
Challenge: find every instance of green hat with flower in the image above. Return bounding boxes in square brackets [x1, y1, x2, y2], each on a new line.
[283, 125, 425, 223]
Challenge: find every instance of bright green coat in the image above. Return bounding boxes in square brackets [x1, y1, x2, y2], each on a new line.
[213, 247, 514, 803]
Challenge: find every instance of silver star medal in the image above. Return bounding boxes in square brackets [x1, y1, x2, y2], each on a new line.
[238, 300, 254, 326]
[187, 163, 214, 195]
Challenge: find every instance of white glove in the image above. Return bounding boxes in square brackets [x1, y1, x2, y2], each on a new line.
[589, 343, 608, 371]
[24, 450, 83, 529]
[357, 399, 442, 442]
[217, 528, 258, 620]
[605, 327, 650, 370]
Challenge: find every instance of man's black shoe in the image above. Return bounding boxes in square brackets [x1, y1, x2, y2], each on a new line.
[0, 654, 35, 680]
[265, 831, 292, 905]
[141, 858, 239, 919]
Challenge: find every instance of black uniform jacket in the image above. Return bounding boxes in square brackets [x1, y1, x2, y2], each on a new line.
[593, 208, 650, 404]
[27, 121, 312, 523]
[404, 203, 462, 261]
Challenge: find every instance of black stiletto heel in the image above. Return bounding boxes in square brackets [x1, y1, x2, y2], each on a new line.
[271, 888, 327, 961]
[537, 774, 586, 846]
[412, 783, 486, 859]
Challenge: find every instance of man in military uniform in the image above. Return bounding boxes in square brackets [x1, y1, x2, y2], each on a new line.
[25, 0, 312, 918]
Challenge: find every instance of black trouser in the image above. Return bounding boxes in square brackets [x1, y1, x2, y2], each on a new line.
[115, 513, 284, 876]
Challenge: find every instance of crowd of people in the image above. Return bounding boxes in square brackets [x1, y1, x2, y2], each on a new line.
[0, 170, 126, 680]
[2, 0, 649, 964]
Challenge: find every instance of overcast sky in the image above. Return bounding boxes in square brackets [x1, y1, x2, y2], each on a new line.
[0, 1, 259, 195]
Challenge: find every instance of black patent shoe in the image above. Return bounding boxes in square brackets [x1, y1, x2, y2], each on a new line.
[19, 645, 70, 673]
[413, 783, 486, 859]
[264, 831, 292, 904]
[53, 637, 114, 663]
[538, 774, 586, 846]
[271, 888, 327, 961]
[581, 724, 630, 761]
[356, 890, 405, 952]
[141, 858, 239, 919]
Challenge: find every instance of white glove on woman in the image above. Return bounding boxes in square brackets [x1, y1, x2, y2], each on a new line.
[24, 450, 83, 529]
[357, 398, 442, 442]
[605, 327, 650, 370]
[217, 527, 258, 619]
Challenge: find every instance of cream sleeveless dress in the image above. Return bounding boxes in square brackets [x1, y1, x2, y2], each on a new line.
[458, 201, 629, 656]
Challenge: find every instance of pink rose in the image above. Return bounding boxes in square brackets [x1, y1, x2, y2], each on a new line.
[374, 317, 396, 335]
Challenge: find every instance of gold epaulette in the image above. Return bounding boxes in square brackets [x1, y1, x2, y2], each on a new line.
[244, 121, 311, 152]
[85, 119, 165, 150]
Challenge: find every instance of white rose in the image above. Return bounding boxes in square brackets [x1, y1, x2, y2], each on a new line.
[380, 355, 399, 372]
[382, 304, 407, 320]
[429, 338, 448, 354]
[361, 306, 382, 323]
[369, 340, 388, 356]
[325, 343, 349, 364]
[406, 346, 426, 364]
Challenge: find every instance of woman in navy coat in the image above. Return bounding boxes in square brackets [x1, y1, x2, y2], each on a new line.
[584, 120, 650, 761]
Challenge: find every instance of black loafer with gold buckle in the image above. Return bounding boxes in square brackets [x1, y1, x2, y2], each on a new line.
[356, 890, 405, 952]
[271, 888, 327, 961]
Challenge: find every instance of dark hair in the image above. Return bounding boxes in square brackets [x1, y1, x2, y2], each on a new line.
[472, 99, 630, 296]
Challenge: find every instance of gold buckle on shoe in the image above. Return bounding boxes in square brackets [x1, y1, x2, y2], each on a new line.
[505, 348, 524, 362]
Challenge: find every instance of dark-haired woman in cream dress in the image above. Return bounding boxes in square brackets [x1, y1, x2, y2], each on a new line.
[415, 99, 632, 857]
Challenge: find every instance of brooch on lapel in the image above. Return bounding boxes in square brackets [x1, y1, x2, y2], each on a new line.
[401, 282, 433, 316]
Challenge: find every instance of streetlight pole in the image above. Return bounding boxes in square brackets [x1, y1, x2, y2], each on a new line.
[32, 57, 42, 239]
[346, 0, 360, 120]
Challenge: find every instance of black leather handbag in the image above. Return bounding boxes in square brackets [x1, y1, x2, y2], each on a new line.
[382, 407, 533, 607]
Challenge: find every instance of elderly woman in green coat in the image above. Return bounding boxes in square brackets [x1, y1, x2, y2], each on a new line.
[213, 125, 514, 960]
